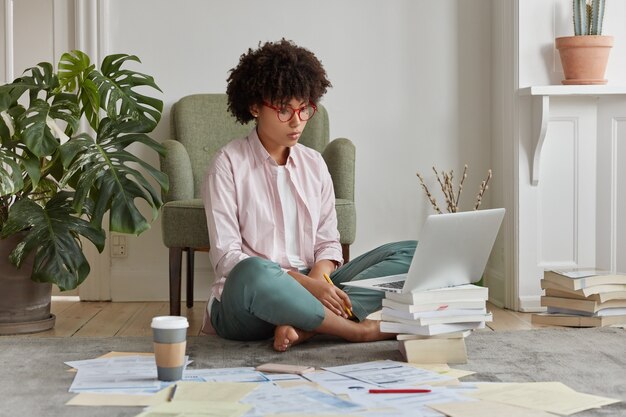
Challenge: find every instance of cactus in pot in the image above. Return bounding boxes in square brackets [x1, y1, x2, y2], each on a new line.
[556, 0, 612, 84]
[573, 0, 606, 35]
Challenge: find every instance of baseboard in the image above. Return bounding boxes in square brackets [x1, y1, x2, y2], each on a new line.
[484, 266, 506, 308]
[488, 297, 505, 308]
[518, 295, 547, 312]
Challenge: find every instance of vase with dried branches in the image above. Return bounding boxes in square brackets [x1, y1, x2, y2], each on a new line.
[416, 165, 492, 213]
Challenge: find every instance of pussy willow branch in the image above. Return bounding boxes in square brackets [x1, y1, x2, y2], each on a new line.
[433, 167, 455, 213]
[416, 172, 442, 214]
[443, 172, 452, 212]
[417, 165, 492, 213]
[474, 169, 492, 210]
[456, 165, 468, 207]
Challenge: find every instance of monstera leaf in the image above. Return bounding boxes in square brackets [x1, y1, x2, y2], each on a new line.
[58, 51, 162, 133]
[60, 118, 168, 235]
[12, 61, 80, 157]
[57, 51, 99, 130]
[91, 54, 162, 132]
[0, 193, 105, 290]
[0, 148, 23, 196]
[13, 61, 59, 102]
[16, 99, 60, 157]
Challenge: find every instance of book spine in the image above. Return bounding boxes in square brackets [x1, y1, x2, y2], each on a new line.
[399, 338, 468, 364]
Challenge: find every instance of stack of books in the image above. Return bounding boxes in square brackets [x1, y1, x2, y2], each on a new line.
[532, 268, 626, 327]
[379, 284, 491, 364]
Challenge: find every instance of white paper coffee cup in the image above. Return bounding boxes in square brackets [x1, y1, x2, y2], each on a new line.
[151, 316, 189, 381]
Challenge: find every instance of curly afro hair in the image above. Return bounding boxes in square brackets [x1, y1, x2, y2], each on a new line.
[226, 39, 332, 124]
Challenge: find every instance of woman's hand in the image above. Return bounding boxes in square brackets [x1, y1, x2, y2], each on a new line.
[308, 277, 352, 318]
[289, 271, 352, 318]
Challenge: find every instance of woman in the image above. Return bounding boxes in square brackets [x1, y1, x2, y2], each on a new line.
[202, 39, 416, 351]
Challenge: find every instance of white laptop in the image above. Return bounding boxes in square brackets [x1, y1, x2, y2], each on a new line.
[343, 208, 505, 293]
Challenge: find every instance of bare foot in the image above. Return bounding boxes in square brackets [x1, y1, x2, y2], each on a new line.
[273, 325, 315, 352]
[351, 319, 396, 343]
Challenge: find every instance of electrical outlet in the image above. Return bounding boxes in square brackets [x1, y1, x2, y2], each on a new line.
[111, 235, 127, 258]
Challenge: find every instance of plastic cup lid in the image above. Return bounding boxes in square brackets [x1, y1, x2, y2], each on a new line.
[151, 316, 189, 329]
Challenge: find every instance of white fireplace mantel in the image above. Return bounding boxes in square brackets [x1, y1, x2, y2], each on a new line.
[519, 85, 626, 186]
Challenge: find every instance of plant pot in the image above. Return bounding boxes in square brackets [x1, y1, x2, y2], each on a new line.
[0, 234, 55, 334]
[556, 35, 613, 85]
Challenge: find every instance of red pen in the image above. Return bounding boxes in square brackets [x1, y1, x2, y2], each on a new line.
[368, 389, 432, 394]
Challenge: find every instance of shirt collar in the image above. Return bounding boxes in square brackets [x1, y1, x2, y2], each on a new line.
[247, 127, 299, 168]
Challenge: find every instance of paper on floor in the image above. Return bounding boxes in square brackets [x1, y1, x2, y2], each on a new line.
[468, 381, 620, 415]
[65, 388, 169, 407]
[135, 400, 250, 417]
[239, 384, 363, 416]
[323, 360, 453, 387]
[429, 399, 558, 417]
[173, 381, 258, 402]
[346, 385, 473, 412]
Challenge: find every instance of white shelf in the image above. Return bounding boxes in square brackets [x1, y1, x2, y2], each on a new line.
[520, 85, 626, 96]
[519, 85, 626, 185]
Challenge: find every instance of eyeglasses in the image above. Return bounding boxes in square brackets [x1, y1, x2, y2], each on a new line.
[262, 101, 317, 123]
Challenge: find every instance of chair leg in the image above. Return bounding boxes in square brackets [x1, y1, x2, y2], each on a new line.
[341, 244, 350, 263]
[169, 247, 183, 316]
[186, 248, 194, 308]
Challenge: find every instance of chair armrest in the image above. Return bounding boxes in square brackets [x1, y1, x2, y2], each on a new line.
[322, 138, 355, 201]
[160, 139, 194, 202]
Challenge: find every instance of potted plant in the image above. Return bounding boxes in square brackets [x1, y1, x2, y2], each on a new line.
[556, 0, 613, 85]
[0, 50, 167, 334]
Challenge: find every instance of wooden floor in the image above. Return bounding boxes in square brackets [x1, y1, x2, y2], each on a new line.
[16, 298, 544, 338]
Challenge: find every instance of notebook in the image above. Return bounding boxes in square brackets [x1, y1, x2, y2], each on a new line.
[343, 208, 505, 293]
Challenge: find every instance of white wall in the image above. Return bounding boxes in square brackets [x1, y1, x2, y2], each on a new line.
[0, 2, 5, 83]
[3, 0, 493, 302]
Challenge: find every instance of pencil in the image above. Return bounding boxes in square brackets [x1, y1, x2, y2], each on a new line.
[323, 273, 353, 318]
[167, 384, 177, 402]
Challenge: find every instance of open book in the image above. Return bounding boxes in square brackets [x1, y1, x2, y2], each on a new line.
[543, 268, 626, 291]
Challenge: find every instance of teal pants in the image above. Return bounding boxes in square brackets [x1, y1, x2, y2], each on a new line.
[210, 240, 417, 341]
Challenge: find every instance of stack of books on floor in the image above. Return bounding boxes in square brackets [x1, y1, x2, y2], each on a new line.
[380, 284, 491, 364]
[532, 268, 626, 327]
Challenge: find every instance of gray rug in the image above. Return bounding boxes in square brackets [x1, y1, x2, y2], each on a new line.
[0, 328, 624, 417]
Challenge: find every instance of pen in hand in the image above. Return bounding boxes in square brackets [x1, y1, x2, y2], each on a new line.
[323, 273, 353, 318]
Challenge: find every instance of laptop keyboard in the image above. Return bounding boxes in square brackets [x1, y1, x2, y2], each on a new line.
[373, 280, 404, 289]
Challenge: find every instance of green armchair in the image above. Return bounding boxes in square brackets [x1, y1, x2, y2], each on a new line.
[160, 94, 356, 315]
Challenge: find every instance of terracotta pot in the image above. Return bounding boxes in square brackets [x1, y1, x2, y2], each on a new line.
[556, 35, 614, 85]
[0, 234, 55, 334]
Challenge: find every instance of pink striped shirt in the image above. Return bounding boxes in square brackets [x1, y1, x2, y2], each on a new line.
[203, 128, 343, 300]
